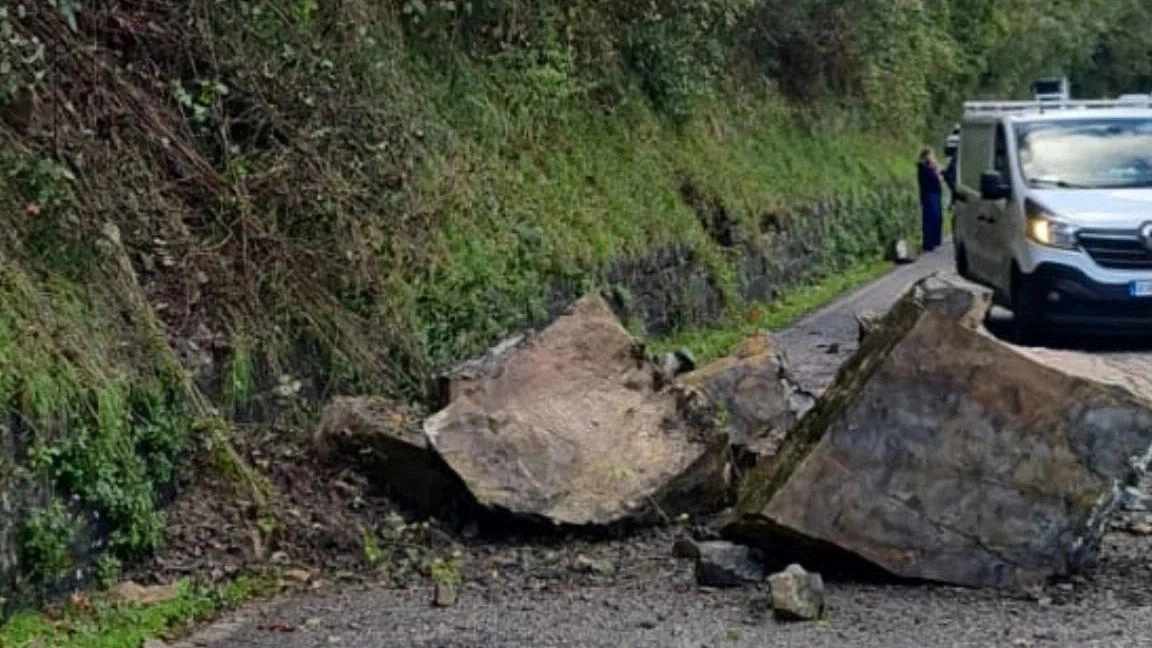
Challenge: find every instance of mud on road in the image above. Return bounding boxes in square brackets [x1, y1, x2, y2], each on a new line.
[176, 245, 1152, 648]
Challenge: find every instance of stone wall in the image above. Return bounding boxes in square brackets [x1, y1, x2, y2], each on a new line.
[605, 185, 918, 336]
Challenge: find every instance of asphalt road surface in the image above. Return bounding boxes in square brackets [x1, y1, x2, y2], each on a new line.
[771, 243, 954, 395]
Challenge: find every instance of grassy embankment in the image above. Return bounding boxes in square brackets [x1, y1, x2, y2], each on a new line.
[0, 2, 920, 631]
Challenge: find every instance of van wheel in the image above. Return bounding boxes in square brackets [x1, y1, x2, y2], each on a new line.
[954, 242, 970, 279]
[1009, 268, 1044, 346]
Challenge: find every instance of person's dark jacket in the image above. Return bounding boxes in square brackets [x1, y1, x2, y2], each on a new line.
[942, 156, 958, 204]
[917, 160, 943, 196]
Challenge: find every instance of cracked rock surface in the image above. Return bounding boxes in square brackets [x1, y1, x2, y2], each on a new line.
[424, 294, 730, 526]
[677, 334, 814, 462]
[726, 273, 1152, 588]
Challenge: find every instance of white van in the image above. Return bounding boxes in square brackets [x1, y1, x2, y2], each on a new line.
[953, 97, 1152, 340]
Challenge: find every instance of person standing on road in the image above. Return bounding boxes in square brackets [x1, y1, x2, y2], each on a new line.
[942, 152, 958, 208]
[917, 147, 944, 252]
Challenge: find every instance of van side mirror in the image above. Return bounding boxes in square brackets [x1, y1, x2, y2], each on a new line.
[980, 170, 1011, 200]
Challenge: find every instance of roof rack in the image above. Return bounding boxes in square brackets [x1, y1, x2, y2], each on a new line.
[963, 97, 1152, 117]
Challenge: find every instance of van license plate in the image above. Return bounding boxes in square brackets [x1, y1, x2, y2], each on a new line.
[1131, 281, 1152, 297]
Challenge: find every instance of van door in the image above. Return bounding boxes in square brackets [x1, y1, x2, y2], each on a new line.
[956, 122, 994, 280]
[982, 123, 1016, 293]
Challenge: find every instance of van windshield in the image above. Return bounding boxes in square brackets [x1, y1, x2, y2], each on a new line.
[1016, 118, 1152, 189]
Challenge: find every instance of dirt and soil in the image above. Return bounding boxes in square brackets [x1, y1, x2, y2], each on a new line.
[161, 244, 1152, 648]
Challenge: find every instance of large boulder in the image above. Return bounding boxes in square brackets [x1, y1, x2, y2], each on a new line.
[725, 273, 1152, 589]
[678, 334, 814, 461]
[316, 396, 460, 512]
[424, 295, 730, 526]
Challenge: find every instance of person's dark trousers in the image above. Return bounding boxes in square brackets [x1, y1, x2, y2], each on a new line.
[920, 191, 943, 251]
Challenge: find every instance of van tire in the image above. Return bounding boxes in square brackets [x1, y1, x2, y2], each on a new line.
[1009, 268, 1044, 345]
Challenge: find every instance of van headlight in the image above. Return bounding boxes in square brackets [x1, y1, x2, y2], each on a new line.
[1026, 201, 1078, 249]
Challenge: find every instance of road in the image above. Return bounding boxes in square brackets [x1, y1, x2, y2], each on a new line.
[175, 244, 1152, 648]
[772, 244, 954, 395]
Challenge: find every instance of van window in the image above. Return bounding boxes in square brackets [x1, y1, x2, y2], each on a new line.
[960, 123, 993, 189]
[1016, 117, 1152, 189]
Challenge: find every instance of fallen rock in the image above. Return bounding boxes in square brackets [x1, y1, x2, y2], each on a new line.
[678, 334, 814, 461]
[433, 581, 458, 607]
[768, 564, 824, 621]
[283, 568, 313, 584]
[694, 541, 767, 587]
[725, 273, 1152, 589]
[572, 554, 616, 575]
[315, 396, 459, 512]
[424, 295, 730, 526]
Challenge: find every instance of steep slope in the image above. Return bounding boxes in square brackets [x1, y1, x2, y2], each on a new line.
[0, 0, 1144, 607]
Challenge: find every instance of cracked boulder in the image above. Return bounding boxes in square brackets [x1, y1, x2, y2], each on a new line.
[725, 273, 1152, 589]
[678, 334, 814, 463]
[424, 294, 731, 527]
[316, 396, 462, 512]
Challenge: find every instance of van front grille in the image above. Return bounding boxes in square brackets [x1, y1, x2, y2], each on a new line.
[1078, 230, 1152, 270]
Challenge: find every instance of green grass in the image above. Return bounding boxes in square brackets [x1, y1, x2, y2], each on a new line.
[649, 257, 894, 362]
[0, 578, 270, 648]
[401, 82, 913, 372]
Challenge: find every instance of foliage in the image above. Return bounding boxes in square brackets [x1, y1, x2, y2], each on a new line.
[0, 151, 88, 275]
[0, 577, 268, 648]
[0, 261, 195, 592]
[47, 0, 81, 32]
[362, 529, 386, 570]
[0, 160, 194, 603]
[427, 556, 463, 586]
[1072, 0, 1152, 96]
[362, 513, 462, 582]
[17, 504, 78, 589]
[222, 336, 255, 414]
